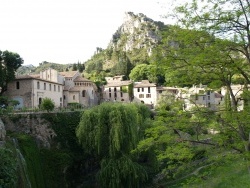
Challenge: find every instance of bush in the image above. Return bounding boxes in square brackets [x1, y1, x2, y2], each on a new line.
[40, 98, 55, 112]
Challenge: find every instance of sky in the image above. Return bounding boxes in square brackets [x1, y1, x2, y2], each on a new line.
[1, 0, 175, 66]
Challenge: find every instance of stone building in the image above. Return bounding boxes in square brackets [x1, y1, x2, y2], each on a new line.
[133, 80, 157, 108]
[61, 71, 99, 107]
[4, 73, 63, 109]
[4, 68, 98, 109]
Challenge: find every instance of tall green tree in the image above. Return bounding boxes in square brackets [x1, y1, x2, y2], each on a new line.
[129, 64, 159, 83]
[76, 102, 151, 187]
[0, 50, 23, 95]
[166, 0, 250, 171]
[172, 0, 250, 66]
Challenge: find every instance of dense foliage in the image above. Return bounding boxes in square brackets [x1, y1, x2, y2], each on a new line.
[40, 97, 55, 112]
[0, 50, 23, 95]
[0, 148, 18, 187]
[76, 102, 152, 187]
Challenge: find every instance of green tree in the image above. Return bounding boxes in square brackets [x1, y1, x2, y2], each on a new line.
[172, 0, 250, 67]
[165, 0, 250, 173]
[76, 102, 151, 187]
[72, 63, 77, 71]
[40, 97, 55, 112]
[129, 64, 158, 83]
[0, 50, 23, 95]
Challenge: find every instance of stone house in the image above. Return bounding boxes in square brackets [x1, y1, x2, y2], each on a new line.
[133, 80, 157, 108]
[61, 71, 98, 107]
[182, 85, 224, 111]
[103, 76, 133, 102]
[4, 68, 98, 109]
[4, 73, 63, 109]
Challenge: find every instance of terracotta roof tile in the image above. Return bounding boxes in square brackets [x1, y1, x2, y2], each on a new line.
[134, 80, 156, 88]
[74, 76, 91, 82]
[106, 81, 132, 87]
[59, 71, 78, 78]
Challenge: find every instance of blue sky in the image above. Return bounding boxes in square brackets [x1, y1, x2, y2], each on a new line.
[1, 0, 176, 66]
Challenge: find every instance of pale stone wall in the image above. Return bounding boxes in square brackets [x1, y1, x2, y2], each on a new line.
[4, 79, 33, 108]
[133, 86, 157, 107]
[103, 86, 130, 102]
[32, 80, 63, 108]
[40, 68, 64, 84]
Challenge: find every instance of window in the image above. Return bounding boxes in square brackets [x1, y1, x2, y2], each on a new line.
[73, 95, 75, 100]
[16, 82, 20, 89]
[137, 88, 140, 92]
[82, 90, 86, 97]
[114, 87, 117, 92]
[148, 87, 151, 93]
[58, 86, 60, 92]
[139, 94, 144, 98]
[142, 88, 144, 92]
[54, 85, 56, 91]
[60, 97, 62, 102]
[44, 83, 46, 90]
[109, 93, 111, 98]
[146, 94, 151, 98]
[63, 95, 66, 100]
[203, 96, 205, 100]
[109, 88, 111, 92]
[208, 96, 210, 100]
[37, 82, 40, 89]
[114, 93, 117, 98]
[49, 84, 51, 91]
[121, 92, 123, 97]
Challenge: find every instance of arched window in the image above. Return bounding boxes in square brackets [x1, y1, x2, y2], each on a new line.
[73, 95, 75, 100]
[82, 90, 86, 97]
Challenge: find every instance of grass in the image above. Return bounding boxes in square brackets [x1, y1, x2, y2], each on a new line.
[167, 155, 250, 188]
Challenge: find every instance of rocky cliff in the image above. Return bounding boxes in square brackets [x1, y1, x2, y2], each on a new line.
[3, 114, 56, 148]
[85, 12, 167, 74]
[109, 12, 164, 55]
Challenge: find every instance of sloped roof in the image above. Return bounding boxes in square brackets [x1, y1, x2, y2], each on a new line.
[15, 74, 63, 85]
[69, 87, 81, 92]
[106, 80, 132, 87]
[63, 85, 71, 91]
[73, 76, 91, 82]
[134, 80, 156, 88]
[59, 71, 78, 78]
[215, 92, 223, 98]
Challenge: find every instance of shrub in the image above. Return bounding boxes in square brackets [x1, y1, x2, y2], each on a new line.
[40, 98, 55, 112]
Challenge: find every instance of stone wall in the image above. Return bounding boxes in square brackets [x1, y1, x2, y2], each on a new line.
[2, 114, 56, 148]
[4, 79, 33, 108]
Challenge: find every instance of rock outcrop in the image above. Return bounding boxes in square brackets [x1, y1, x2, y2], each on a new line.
[108, 12, 164, 55]
[3, 114, 56, 148]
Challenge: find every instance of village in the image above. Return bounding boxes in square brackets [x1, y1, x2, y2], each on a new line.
[2, 67, 246, 112]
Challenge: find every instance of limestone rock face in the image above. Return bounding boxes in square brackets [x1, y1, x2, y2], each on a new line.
[108, 12, 163, 55]
[0, 118, 6, 141]
[3, 114, 56, 148]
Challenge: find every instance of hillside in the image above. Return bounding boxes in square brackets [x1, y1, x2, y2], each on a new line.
[16, 12, 170, 84]
[16, 61, 85, 75]
[84, 12, 169, 78]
